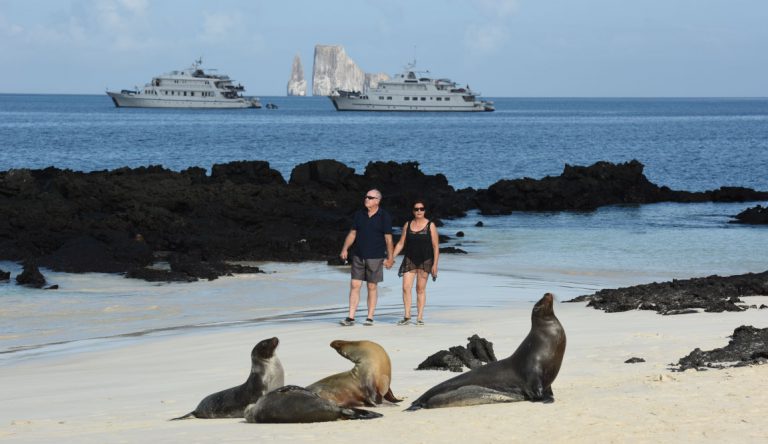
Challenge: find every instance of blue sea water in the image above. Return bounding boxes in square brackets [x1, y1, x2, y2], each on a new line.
[2, 95, 768, 190]
[1, 95, 767, 358]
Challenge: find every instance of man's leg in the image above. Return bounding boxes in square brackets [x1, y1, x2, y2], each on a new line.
[366, 281, 378, 320]
[348, 279, 362, 319]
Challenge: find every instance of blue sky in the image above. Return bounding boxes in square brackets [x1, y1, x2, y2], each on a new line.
[0, 0, 766, 96]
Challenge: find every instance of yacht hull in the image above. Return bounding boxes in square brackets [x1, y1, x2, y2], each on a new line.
[330, 96, 493, 112]
[106, 92, 261, 109]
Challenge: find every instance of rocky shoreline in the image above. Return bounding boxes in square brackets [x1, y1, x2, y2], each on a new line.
[567, 271, 768, 314]
[2, 159, 766, 283]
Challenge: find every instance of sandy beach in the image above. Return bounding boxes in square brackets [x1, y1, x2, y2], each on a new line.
[1, 263, 766, 444]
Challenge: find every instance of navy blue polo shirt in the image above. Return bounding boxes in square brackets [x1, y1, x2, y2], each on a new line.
[351, 208, 392, 259]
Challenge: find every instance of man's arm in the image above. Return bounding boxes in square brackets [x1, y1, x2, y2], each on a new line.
[340, 230, 357, 261]
[383, 234, 394, 269]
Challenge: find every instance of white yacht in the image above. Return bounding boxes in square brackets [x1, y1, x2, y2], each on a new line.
[330, 63, 494, 112]
[107, 59, 261, 109]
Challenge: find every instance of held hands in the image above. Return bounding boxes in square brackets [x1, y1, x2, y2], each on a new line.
[384, 258, 394, 269]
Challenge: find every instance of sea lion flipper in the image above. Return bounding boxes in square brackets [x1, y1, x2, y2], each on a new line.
[384, 388, 402, 403]
[424, 385, 525, 409]
[170, 411, 196, 421]
[342, 408, 383, 420]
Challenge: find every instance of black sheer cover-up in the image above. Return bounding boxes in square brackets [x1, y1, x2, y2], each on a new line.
[398, 221, 435, 277]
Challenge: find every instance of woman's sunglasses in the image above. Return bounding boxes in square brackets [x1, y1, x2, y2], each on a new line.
[413, 207, 426, 212]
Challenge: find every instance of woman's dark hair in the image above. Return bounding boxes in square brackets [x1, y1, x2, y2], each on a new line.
[412, 198, 427, 210]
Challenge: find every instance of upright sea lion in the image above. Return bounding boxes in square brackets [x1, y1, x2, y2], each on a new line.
[407, 293, 566, 410]
[307, 340, 401, 407]
[244, 385, 382, 423]
[171, 337, 284, 420]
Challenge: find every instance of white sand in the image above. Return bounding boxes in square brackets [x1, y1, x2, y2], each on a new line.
[1, 274, 767, 443]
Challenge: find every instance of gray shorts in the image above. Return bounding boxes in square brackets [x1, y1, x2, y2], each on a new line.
[350, 256, 384, 283]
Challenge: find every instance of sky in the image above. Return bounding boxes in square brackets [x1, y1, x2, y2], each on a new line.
[0, 0, 766, 97]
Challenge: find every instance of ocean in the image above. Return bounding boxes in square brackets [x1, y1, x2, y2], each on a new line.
[1, 95, 767, 359]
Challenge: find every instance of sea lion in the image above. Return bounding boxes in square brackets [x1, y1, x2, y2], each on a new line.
[306, 340, 401, 407]
[407, 293, 566, 410]
[171, 337, 284, 420]
[244, 385, 382, 423]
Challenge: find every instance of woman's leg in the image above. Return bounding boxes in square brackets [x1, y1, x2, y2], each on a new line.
[402, 271, 416, 319]
[415, 269, 429, 321]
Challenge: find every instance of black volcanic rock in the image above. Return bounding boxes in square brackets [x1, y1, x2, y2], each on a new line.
[16, 262, 46, 288]
[625, 357, 646, 364]
[439, 247, 467, 254]
[474, 160, 768, 215]
[2, 159, 767, 282]
[0, 269, 9, 281]
[39, 233, 153, 273]
[125, 267, 198, 283]
[676, 325, 768, 371]
[289, 159, 357, 189]
[210, 160, 286, 185]
[416, 334, 497, 372]
[416, 350, 465, 372]
[732, 204, 768, 225]
[567, 271, 768, 314]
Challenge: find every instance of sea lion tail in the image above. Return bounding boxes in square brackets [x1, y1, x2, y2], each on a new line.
[343, 408, 383, 420]
[169, 411, 196, 421]
[384, 388, 402, 403]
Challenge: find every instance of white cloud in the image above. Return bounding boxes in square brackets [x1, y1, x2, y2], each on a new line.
[0, 14, 24, 37]
[463, 0, 520, 53]
[200, 12, 242, 43]
[464, 23, 509, 53]
[118, 0, 149, 16]
[474, 0, 519, 18]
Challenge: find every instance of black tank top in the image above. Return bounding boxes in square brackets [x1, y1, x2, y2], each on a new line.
[398, 221, 435, 277]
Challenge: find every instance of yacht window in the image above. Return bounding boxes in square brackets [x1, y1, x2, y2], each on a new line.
[445, 97, 450, 101]
[183, 91, 187, 96]
[404, 97, 410, 101]
[387, 97, 392, 100]
[420, 97, 426, 101]
[412, 97, 417, 100]
[379, 96, 384, 100]
[436, 97, 442, 101]
[190, 92, 194, 97]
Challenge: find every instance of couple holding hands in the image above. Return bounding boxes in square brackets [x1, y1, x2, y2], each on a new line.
[339, 189, 439, 327]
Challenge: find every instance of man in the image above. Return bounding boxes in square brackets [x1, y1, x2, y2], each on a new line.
[339, 189, 394, 326]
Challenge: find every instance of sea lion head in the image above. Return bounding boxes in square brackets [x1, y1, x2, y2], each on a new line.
[252, 337, 280, 362]
[330, 340, 383, 364]
[531, 292, 556, 320]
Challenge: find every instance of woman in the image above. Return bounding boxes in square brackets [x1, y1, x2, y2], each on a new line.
[392, 199, 439, 325]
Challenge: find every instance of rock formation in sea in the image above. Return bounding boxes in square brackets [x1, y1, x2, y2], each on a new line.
[286, 53, 307, 96]
[731, 204, 768, 225]
[364, 72, 390, 90]
[312, 45, 366, 96]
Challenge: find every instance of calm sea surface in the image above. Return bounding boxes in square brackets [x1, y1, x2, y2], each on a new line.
[1, 95, 767, 359]
[2, 95, 768, 190]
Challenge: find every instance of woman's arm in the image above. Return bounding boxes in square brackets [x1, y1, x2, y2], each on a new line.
[430, 222, 439, 276]
[392, 222, 408, 257]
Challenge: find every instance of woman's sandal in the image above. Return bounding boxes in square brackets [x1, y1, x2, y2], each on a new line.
[396, 317, 411, 326]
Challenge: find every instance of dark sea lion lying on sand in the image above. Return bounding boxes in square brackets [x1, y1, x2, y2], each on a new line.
[408, 293, 566, 410]
[171, 337, 284, 419]
[244, 385, 382, 423]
